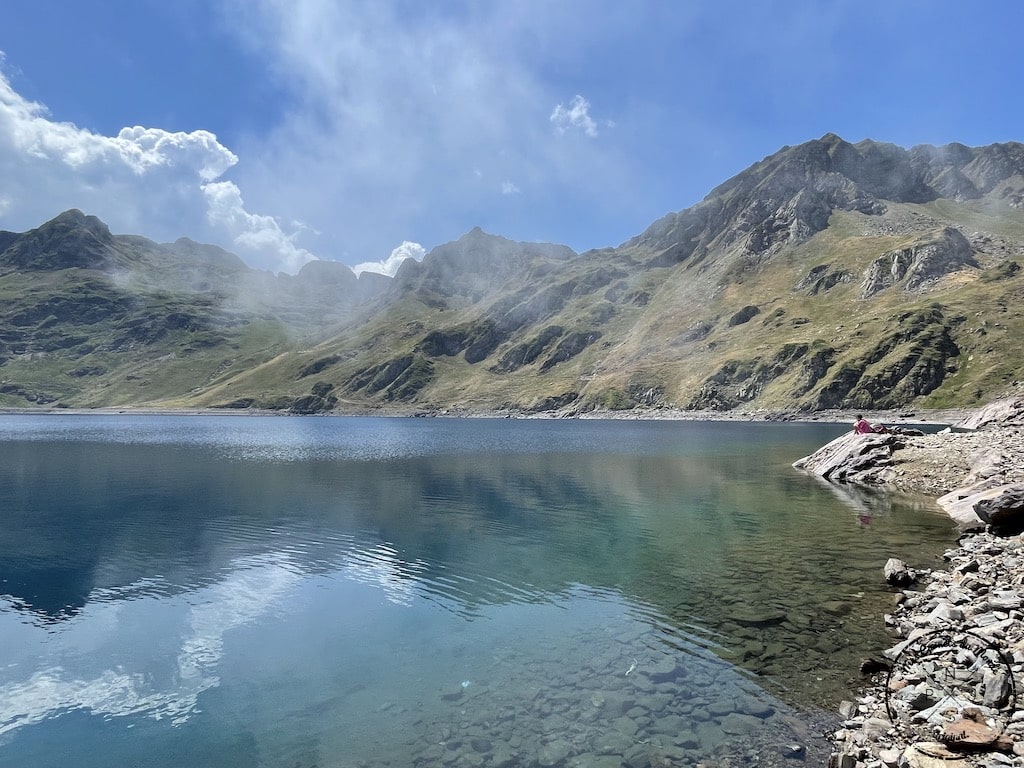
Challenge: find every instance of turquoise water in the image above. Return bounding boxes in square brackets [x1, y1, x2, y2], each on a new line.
[0, 416, 956, 766]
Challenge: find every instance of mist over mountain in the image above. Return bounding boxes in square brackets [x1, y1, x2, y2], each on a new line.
[2, 134, 1022, 415]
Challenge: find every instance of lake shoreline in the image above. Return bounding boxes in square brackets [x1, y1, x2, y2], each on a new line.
[0, 404, 974, 427]
[820, 399, 1024, 767]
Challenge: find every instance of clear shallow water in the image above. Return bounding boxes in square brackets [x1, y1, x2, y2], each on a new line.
[0, 415, 956, 767]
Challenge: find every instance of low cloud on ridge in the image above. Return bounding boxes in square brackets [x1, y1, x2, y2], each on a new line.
[0, 65, 326, 274]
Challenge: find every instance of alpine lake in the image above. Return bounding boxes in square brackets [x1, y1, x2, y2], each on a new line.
[0, 415, 957, 767]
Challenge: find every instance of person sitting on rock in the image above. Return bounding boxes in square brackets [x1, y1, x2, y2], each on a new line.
[853, 415, 890, 434]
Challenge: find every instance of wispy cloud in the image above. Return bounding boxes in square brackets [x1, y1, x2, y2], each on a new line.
[217, 1, 635, 257]
[551, 95, 599, 138]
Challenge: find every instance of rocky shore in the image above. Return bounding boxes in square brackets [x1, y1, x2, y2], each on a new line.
[794, 397, 1024, 767]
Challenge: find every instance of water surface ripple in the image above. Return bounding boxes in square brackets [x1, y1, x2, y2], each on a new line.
[0, 415, 955, 766]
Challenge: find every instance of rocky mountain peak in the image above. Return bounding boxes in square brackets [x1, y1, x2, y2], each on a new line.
[0, 208, 116, 271]
[630, 136, 1024, 274]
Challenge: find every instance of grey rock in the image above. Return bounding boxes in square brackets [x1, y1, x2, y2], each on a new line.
[974, 483, 1024, 533]
[719, 712, 763, 735]
[884, 557, 916, 587]
[860, 226, 977, 299]
[780, 743, 806, 759]
[829, 752, 858, 768]
[984, 669, 1012, 708]
[537, 739, 573, 767]
[957, 396, 1024, 430]
[794, 431, 904, 485]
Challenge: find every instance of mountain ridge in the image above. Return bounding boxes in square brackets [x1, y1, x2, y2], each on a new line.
[1, 134, 1022, 414]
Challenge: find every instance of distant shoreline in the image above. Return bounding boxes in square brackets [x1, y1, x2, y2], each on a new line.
[0, 405, 971, 427]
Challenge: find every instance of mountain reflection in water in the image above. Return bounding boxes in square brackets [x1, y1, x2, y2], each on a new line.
[0, 415, 955, 767]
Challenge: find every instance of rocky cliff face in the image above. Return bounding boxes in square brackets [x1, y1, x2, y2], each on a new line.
[627, 134, 1023, 272]
[860, 227, 977, 298]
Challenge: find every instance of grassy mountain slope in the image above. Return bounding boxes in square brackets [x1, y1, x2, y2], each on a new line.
[0, 210, 388, 408]
[2, 135, 1023, 414]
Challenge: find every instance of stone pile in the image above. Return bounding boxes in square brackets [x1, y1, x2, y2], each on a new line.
[821, 397, 1024, 767]
[829, 533, 1024, 767]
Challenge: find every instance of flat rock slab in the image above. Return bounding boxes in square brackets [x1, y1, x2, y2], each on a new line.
[793, 432, 904, 484]
[956, 396, 1024, 430]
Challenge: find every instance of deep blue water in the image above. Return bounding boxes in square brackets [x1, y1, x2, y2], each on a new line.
[0, 416, 956, 767]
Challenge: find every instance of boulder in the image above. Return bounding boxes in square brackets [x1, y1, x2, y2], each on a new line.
[973, 483, 1024, 534]
[884, 558, 916, 587]
[936, 481, 1004, 530]
[793, 431, 905, 484]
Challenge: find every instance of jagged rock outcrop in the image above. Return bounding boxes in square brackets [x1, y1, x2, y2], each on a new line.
[0, 209, 115, 271]
[860, 227, 978, 298]
[795, 264, 854, 295]
[689, 343, 811, 410]
[804, 306, 960, 411]
[792, 431, 906, 484]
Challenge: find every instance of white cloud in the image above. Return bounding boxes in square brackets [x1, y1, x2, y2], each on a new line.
[202, 181, 316, 273]
[550, 95, 599, 138]
[0, 75, 238, 175]
[1, 3, 639, 274]
[218, 1, 631, 261]
[0, 66, 316, 274]
[353, 240, 425, 277]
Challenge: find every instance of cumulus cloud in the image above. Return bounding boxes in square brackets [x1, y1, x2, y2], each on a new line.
[0, 73, 236, 176]
[353, 240, 426, 277]
[502, 180, 521, 195]
[550, 95, 599, 138]
[202, 181, 316, 273]
[0, 65, 316, 274]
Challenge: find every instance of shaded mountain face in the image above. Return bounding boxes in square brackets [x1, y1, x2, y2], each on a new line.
[2, 134, 1023, 414]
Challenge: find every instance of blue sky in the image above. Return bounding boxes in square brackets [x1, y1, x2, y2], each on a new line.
[1, 1, 1021, 275]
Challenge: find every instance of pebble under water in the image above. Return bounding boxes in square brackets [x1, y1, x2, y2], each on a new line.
[0, 415, 957, 766]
